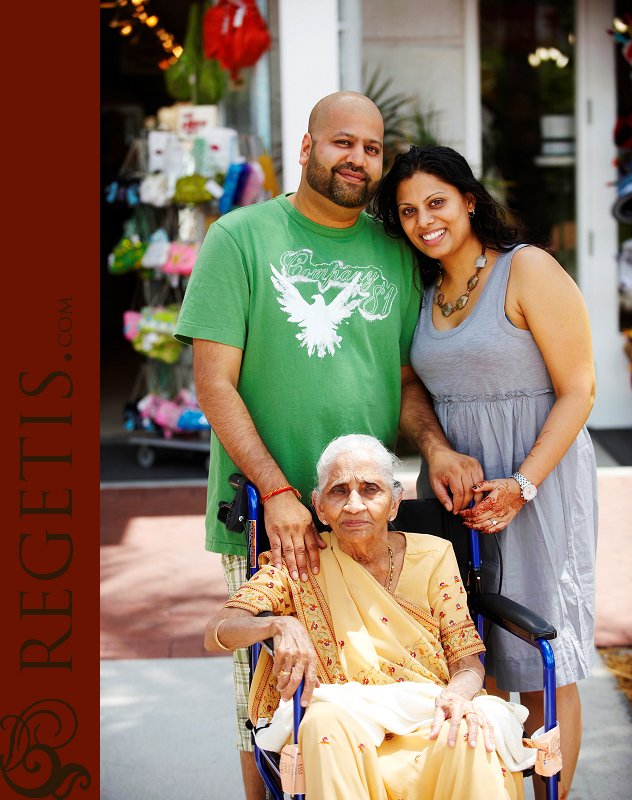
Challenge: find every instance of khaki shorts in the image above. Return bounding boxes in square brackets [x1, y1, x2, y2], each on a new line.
[221, 553, 252, 751]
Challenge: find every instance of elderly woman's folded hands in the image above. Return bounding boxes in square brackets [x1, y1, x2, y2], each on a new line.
[429, 658, 495, 752]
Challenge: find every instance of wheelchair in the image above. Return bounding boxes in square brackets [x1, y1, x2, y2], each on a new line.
[218, 474, 559, 800]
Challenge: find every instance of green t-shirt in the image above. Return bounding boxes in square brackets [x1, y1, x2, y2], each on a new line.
[174, 194, 421, 555]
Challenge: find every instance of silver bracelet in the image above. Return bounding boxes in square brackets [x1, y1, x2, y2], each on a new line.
[449, 667, 483, 692]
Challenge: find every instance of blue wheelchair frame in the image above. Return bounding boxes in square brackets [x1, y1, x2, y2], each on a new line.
[244, 481, 306, 800]
[225, 478, 559, 800]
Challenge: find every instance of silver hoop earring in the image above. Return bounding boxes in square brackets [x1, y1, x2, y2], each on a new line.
[469, 210, 475, 219]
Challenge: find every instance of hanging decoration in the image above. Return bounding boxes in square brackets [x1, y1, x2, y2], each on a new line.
[164, 3, 227, 105]
[203, 0, 271, 81]
[527, 46, 569, 69]
[609, 16, 632, 226]
[609, 15, 632, 72]
[100, 0, 184, 70]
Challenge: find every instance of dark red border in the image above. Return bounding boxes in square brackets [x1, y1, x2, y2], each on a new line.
[3, 3, 99, 797]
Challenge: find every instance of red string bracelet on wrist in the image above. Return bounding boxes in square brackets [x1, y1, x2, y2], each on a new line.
[260, 485, 302, 504]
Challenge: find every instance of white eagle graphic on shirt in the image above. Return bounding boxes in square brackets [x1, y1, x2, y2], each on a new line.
[269, 249, 399, 359]
[271, 265, 367, 357]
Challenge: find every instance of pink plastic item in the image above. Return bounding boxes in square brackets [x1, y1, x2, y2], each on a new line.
[137, 393, 162, 419]
[173, 388, 197, 408]
[162, 242, 200, 276]
[123, 310, 142, 341]
[152, 398, 184, 432]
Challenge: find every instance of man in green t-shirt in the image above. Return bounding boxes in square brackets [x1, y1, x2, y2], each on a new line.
[173, 91, 482, 800]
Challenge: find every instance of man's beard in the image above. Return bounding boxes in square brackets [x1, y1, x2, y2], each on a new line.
[306, 150, 378, 208]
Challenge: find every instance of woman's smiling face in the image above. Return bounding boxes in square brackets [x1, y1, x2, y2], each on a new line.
[313, 453, 398, 544]
[396, 172, 476, 261]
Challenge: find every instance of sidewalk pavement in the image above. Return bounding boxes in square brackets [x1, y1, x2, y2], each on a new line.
[100, 648, 632, 800]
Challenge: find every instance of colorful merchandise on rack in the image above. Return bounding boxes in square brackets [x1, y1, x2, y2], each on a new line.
[135, 389, 210, 438]
[107, 98, 280, 449]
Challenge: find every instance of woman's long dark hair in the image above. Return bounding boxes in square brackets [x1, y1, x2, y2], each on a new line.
[372, 145, 530, 287]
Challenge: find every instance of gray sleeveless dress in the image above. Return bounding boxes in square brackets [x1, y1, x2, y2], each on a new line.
[410, 244, 598, 692]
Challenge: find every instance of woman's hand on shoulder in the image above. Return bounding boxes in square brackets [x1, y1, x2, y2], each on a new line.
[270, 616, 320, 707]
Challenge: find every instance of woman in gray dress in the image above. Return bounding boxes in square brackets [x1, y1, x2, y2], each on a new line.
[372, 145, 597, 800]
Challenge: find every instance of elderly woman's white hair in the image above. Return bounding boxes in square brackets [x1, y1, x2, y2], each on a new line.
[313, 434, 403, 499]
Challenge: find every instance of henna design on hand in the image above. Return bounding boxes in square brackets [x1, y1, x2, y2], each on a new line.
[462, 494, 497, 516]
[495, 485, 526, 514]
[460, 481, 525, 522]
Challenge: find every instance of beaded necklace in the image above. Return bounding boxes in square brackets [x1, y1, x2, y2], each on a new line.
[434, 245, 487, 317]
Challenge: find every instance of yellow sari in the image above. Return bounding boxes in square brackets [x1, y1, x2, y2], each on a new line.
[226, 532, 523, 800]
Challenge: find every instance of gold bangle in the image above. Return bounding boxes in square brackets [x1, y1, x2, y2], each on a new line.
[214, 618, 231, 651]
[450, 667, 483, 692]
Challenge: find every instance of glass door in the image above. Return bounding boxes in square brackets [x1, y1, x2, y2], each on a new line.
[480, 0, 576, 279]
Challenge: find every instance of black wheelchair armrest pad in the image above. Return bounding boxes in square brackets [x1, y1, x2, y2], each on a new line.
[217, 473, 250, 533]
[472, 593, 557, 641]
[256, 610, 276, 656]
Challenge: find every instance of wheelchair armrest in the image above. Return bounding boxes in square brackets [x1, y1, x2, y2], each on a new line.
[256, 610, 276, 656]
[471, 593, 557, 642]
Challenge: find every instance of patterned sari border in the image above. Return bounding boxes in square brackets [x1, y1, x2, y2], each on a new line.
[280, 561, 341, 686]
[391, 593, 440, 633]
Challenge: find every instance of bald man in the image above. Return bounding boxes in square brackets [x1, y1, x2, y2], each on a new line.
[174, 92, 481, 799]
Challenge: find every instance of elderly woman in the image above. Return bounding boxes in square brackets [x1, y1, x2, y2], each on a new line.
[206, 435, 531, 800]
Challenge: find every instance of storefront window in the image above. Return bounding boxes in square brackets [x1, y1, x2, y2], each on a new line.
[613, 1, 632, 332]
[480, 0, 576, 280]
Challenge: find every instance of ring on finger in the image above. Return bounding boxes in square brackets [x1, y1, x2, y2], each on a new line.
[278, 669, 291, 676]
[490, 519, 498, 526]
[464, 711, 477, 718]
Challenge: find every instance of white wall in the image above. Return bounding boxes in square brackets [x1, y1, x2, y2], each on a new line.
[362, 0, 480, 167]
[278, 0, 340, 193]
[576, 0, 632, 428]
[339, 0, 363, 93]
[277, 0, 481, 186]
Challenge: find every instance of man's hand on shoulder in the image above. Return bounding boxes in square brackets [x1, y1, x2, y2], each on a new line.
[426, 447, 484, 514]
[264, 492, 326, 581]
